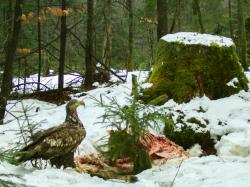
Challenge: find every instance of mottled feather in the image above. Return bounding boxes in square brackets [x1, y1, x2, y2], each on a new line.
[17, 99, 86, 168]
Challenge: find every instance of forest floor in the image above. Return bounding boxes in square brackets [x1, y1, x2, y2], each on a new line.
[1, 71, 250, 187]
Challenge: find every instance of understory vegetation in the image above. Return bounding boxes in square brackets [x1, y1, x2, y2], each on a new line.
[95, 85, 166, 174]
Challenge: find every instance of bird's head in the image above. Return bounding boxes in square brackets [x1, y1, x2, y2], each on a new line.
[66, 99, 85, 113]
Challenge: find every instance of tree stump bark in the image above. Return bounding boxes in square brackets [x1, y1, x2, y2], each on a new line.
[143, 32, 248, 103]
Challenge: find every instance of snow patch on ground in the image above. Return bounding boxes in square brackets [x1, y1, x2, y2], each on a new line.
[226, 78, 239, 88]
[187, 144, 203, 157]
[12, 73, 83, 93]
[161, 32, 234, 47]
[216, 129, 250, 157]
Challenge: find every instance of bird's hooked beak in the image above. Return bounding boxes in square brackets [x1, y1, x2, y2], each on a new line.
[77, 100, 85, 107]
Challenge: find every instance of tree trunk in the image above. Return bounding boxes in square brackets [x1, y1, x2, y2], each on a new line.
[37, 0, 42, 91]
[102, 0, 112, 81]
[127, 0, 133, 72]
[146, 27, 154, 67]
[193, 0, 205, 33]
[0, 0, 24, 124]
[170, 0, 181, 33]
[237, 0, 248, 70]
[228, 0, 233, 39]
[23, 58, 27, 94]
[84, 0, 94, 88]
[145, 0, 156, 67]
[246, 17, 250, 64]
[3, 0, 13, 54]
[177, 0, 181, 31]
[157, 0, 168, 40]
[58, 0, 67, 90]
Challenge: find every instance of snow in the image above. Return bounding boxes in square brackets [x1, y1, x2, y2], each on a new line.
[1, 71, 250, 186]
[141, 83, 153, 89]
[226, 78, 239, 88]
[187, 144, 203, 157]
[215, 130, 250, 157]
[12, 73, 83, 93]
[161, 32, 234, 47]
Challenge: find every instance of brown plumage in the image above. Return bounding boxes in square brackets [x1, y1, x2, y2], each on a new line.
[17, 99, 86, 168]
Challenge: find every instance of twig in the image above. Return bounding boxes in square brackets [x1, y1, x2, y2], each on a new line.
[170, 159, 184, 187]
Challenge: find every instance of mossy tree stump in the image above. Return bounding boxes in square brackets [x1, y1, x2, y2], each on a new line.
[143, 32, 248, 103]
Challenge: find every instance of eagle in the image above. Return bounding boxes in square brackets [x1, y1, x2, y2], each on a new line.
[17, 99, 86, 168]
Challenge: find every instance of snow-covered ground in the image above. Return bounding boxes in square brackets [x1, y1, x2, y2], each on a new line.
[12, 72, 83, 93]
[1, 71, 250, 186]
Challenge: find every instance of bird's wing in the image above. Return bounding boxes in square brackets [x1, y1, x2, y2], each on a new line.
[32, 126, 59, 142]
[21, 124, 62, 151]
[41, 124, 85, 149]
[18, 124, 85, 161]
[21, 123, 85, 152]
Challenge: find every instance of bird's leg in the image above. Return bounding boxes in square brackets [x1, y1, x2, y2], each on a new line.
[50, 152, 75, 169]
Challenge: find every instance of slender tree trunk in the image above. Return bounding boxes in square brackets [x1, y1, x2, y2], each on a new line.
[8, 0, 13, 32]
[246, 17, 250, 64]
[3, 0, 13, 54]
[1, 3, 5, 39]
[1, 3, 6, 47]
[170, 0, 181, 33]
[84, 0, 94, 88]
[145, 0, 156, 67]
[146, 27, 154, 67]
[228, 0, 233, 39]
[102, 0, 112, 81]
[58, 0, 67, 90]
[157, 0, 168, 40]
[127, 0, 133, 72]
[23, 58, 27, 94]
[177, 0, 181, 31]
[193, 0, 205, 33]
[37, 0, 42, 91]
[237, 0, 248, 70]
[17, 59, 21, 90]
[0, 0, 24, 124]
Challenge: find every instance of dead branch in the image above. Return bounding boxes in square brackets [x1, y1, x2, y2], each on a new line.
[13, 82, 51, 91]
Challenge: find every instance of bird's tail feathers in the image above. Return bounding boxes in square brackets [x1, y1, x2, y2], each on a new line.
[16, 151, 36, 163]
[0, 149, 34, 165]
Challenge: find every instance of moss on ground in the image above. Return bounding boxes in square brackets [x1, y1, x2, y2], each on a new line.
[164, 116, 217, 155]
[143, 39, 248, 103]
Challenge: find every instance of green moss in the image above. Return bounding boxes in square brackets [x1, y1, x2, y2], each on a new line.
[164, 117, 217, 155]
[187, 117, 207, 128]
[210, 42, 220, 48]
[144, 39, 248, 103]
